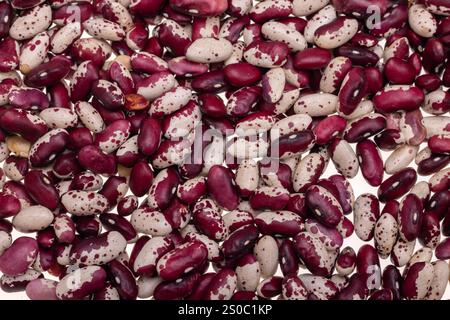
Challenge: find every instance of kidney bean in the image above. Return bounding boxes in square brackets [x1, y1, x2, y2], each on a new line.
[155, 240, 207, 281]
[329, 138, 359, 179]
[356, 139, 384, 187]
[294, 232, 337, 277]
[0, 192, 21, 218]
[243, 40, 289, 68]
[382, 265, 402, 300]
[0, 269, 42, 293]
[354, 193, 380, 241]
[69, 231, 126, 267]
[305, 185, 343, 227]
[254, 210, 303, 237]
[234, 253, 259, 292]
[374, 85, 425, 113]
[378, 168, 417, 202]
[300, 274, 339, 300]
[222, 210, 254, 235]
[335, 246, 356, 276]
[105, 260, 138, 300]
[292, 153, 325, 193]
[0, 237, 38, 276]
[220, 224, 258, 259]
[402, 261, 434, 300]
[56, 266, 107, 300]
[12, 205, 53, 233]
[25, 278, 57, 300]
[24, 170, 59, 210]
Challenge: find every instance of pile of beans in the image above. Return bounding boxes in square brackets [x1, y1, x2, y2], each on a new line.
[0, 0, 449, 301]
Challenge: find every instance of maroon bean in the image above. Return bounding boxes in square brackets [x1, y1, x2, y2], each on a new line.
[313, 115, 346, 145]
[78, 145, 117, 176]
[401, 262, 434, 300]
[154, 272, 200, 300]
[435, 238, 450, 260]
[207, 165, 239, 211]
[57, 266, 107, 300]
[0, 237, 38, 276]
[100, 176, 128, 208]
[52, 153, 81, 179]
[223, 63, 262, 87]
[100, 213, 136, 242]
[24, 60, 71, 89]
[271, 130, 315, 159]
[382, 265, 402, 300]
[29, 129, 69, 167]
[306, 185, 344, 227]
[257, 276, 283, 299]
[0, 109, 48, 143]
[0, 2, 13, 38]
[293, 232, 336, 277]
[147, 168, 179, 210]
[279, 239, 299, 277]
[203, 269, 237, 300]
[398, 194, 423, 242]
[8, 87, 49, 111]
[0, 193, 21, 218]
[294, 48, 332, 70]
[254, 211, 303, 237]
[374, 86, 425, 113]
[336, 274, 369, 300]
[337, 67, 368, 116]
[157, 241, 208, 281]
[356, 244, 381, 290]
[377, 168, 417, 202]
[384, 57, 417, 85]
[137, 117, 162, 156]
[416, 74, 442, 92]
[24, 170, 59, 210]
[417, 154, 450, 176]
[419, 212, 441, 249]
[335, 43, 379, 66]
[107, 260, 138, 300]
[221, 224, 259, 258]
[356, 139, 384, 187]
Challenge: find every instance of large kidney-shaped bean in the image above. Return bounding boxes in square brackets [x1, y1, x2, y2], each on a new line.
[156, 240, 208, 281]
[255, 211, 303, 237]
[354, 194, 380, 241]
[373, 86, 425, 113]
[244, 40, 289, 68]
[147, 168, 179, 210]
[9, 5, 52, 40]
[306, 185, 343, 227]
[294, 232, 337, 277]
[70, 231, 127, 266]
[77, 145, 117, 176]
[29, 129, 68, 167]
[402, 262, 434, 300]
[378, 168, 417, 202]
[61, 190, 109, 216]
[398, 194, 424, 242]
[356, 139, 384, 187]
[131, 208, 173, 236]
[0, 237, 38, 276]
[24, 170, 59, 210]
[12, 205, 53, 233]
[56, 266, 107, 300]
[207, 165, 239, 211]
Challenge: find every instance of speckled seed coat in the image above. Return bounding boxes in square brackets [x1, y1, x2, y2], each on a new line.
[9, 5, 52, 40]
[69, 231, 127, 266]
[186, 38, 233, 64]
[130, 208, 173, 236]
[354, 193, 379, 241]
[374, 213, 398, 258]
[408, 4, 437, 38]
[61, 190, 109, 216]
[254, 235, 279, 278]
[294, 93, 338, 116]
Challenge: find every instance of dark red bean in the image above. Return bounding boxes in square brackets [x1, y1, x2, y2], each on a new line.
[207, 165, 239, 211]
[294, 48, 332, 70]
[356, 139, 384, 187]
[377, 168, 417, 202]
[24, 170, 59, 210]
[107, 260, 138, 300]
